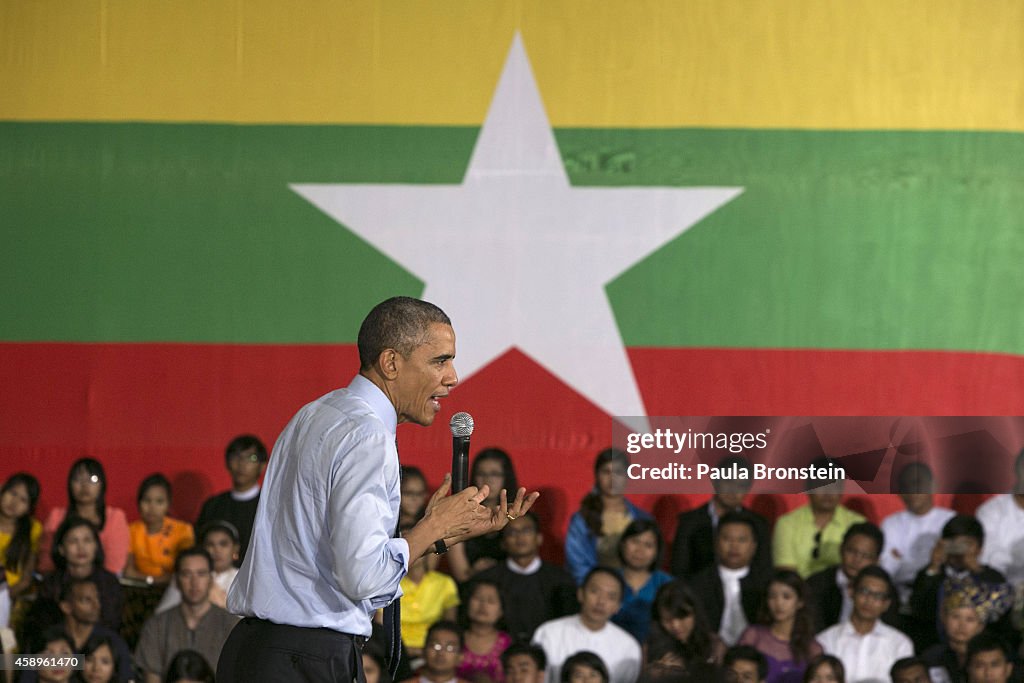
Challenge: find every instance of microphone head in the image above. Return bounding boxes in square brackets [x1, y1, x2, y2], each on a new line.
[449, 412, 475, 438]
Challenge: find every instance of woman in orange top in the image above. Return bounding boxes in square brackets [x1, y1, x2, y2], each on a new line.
[124, 473, 194, 585]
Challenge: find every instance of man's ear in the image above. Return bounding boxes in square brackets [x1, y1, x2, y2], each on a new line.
[378, 348, 400, 380]
[536, 533, 543, 548]
[59, 599, 72, 617]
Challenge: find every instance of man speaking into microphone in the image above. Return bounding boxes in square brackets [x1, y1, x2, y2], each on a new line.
[219, 296, 539, 682]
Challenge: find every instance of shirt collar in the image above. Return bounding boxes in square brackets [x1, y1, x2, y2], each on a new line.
[840, 619, 881, 638]
[836, 567, 850, 589]
[506, 557, 542, 575]
[718, 565, 750, 581]
[231, 484, 260, 502]
[349, 374, 398, 435]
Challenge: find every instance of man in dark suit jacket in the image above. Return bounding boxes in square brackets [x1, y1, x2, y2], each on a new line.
[671, 456, 772, 579]
[689, 510, 768, 646]
[806, 522, 898, 632]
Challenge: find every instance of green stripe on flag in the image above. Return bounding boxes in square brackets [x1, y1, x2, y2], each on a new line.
[3, 123, 1022, 353]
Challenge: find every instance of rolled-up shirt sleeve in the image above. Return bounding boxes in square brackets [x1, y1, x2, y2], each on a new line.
[327, 427, 408, 608]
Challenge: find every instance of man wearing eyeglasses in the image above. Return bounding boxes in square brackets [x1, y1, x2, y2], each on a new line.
[816, 566, 913, 683]
[399, 620, 470, 683]
[806, 522, 899, 632]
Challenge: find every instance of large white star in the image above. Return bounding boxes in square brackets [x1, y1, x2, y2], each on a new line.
[292, 33, 742, 420]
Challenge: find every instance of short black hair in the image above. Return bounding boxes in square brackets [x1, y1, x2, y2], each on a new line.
[164, 649, 216, 683]
[942, 514, 984, 543]
[26, 624, 73, 659]
[174, 546, 214, 575]
[890, 656, 929, 679]
[502, 510, 540, 536]
[136, 472, 172, 505]
[716, 510, 760, 540]
[357, 296, 452, 369]
[561, 652, 608, 683]
[59, 576, 99, 603]
[224, 434, 268, 465]
[966, 631, 1011, 667]
[723, 645, 767, 680]
[581, 566, 626, 601]
[896, 462, 935, 493]
[501, 642, 547, 671]
[842, 522, 884, 555]
[852, 565, 895, 601]
[425, 619, 464, 650]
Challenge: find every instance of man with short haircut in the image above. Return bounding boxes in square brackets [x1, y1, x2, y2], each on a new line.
[502, 642, 547, 683]
[670, 456, 772, 579]
[880, 462, 956, 608]
[59, 578, 134, 682]
[400, 620, 469, 683]
[221, 297, 539, 683]
[475, 512, 578, 642]
[773, 457, 866, 578]
[966, 632, 1014, 683]
[975, 448, 1024, 588]
[135, 547, 238, 683]
[816, 566, 913, 683]
[807, 522, 897, 632]
[890, 657, 930, 683]
[689, 510, 768, 646]
[723, 645, 768, 683]
[532, 566, 641, 683]
[195, 434, 269, 564]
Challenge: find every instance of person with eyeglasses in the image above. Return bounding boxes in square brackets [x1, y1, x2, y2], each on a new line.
[194, 434, 268, 566]
[772, 458, 866, 580]
[816, 566, 913, 683]
[400, 620, 471, 683]
[806, 523, 899, 633]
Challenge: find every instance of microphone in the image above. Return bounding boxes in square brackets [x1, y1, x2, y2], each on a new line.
[450, 412, 474, 493]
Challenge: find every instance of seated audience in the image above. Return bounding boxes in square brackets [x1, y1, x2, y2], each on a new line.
[802, 655, 845, 683]
[773, 458, 865, 579]
[816, 566, 913, 683]
[40, 516, 124, 632]
[565, 449, 652, 585]
[476, 512, 578, 643]
[448, 449, 518, 582]
[670, 456, 772, 579]
[79, 633, 132, 683]
[58, 578, 134, 681]
[888, 657, 930, 683]
[134, 547, 237, 682]
[643, 580, 724, 674]
[723, 644, 768, 683]
[162, 649, 216, 683]
[0, 472, 42, 604]
[400, 620, 471, 683]
[690, 511, 769, 646]
[41, 458, 130, 575]
[965, 632, 1014, 683]
[560, 652, 609, 683]
[400, 522, 460, 659]
[739, 570, 822, 683]
[879, 463, 955, 608]
[195, 434, 268, 564]
[156, 520, 240, 613]
[399, 465, 430, 527]
[806, 523, 896, 633]
[921, 587, 993, 683]
[502, 643, 547, 683]
[613, 519, 673, 642]
[908, 514, 1013, 652]
[457, 578, 512, 683]
[533, 566, 641, 683]
[976, 448, 1024, 588]
[125, 474, 194, 585]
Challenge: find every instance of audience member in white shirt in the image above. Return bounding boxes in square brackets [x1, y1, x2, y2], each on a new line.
[816, 566, 913, 683]
[532, 567, 641, 683]
[976, 449, 1024, 588]
[879, 463, 955, 607]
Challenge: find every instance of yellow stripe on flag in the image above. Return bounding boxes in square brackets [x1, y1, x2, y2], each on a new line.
[2, 0, 1022, 130]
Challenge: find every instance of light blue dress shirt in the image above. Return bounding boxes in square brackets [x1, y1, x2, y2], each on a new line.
[227, 374, 410, 635]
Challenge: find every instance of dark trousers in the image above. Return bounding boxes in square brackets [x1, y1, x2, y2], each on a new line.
[217, 617, 366, 683]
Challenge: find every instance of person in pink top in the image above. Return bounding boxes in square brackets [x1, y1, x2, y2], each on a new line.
[457, 578, 512, 683]
[40, 458, 130, 575]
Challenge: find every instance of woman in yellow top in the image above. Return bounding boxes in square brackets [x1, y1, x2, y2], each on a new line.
[123, 473, 194, 585]
[0, 472, 42, 599]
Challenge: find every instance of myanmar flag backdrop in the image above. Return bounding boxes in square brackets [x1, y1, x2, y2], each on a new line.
[3, 1, 1024, 546]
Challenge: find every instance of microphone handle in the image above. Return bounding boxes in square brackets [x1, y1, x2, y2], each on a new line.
[452, 436, 470, 493]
